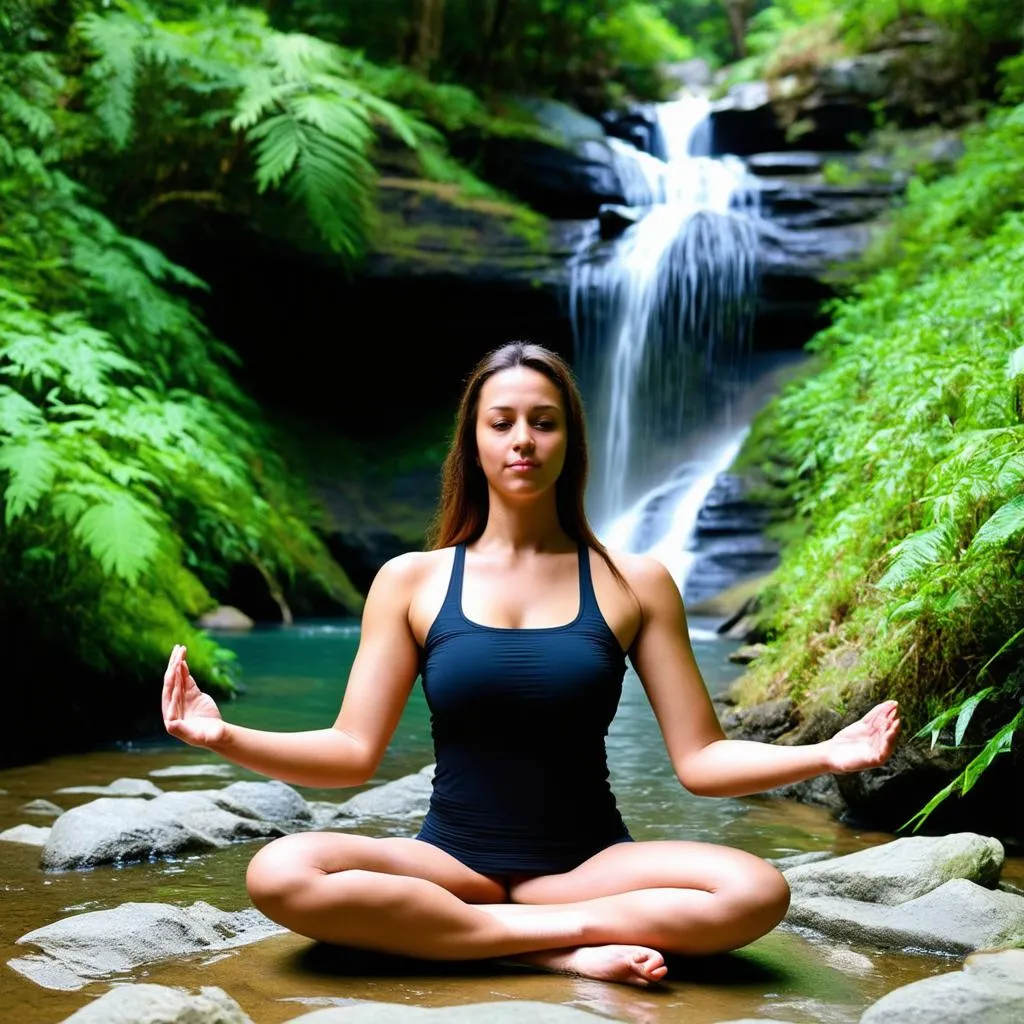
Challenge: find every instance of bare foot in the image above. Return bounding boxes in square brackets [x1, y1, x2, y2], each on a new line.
[506, 944, 668, 988]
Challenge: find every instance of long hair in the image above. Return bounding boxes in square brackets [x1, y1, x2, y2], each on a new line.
[428, 342, 625, 582]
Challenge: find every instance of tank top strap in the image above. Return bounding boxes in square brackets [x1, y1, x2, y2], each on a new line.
[437, 543, 467, 619]
[577, 544, 601, 617]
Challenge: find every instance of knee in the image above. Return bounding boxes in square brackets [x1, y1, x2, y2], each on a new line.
[729, 863, 790, 933]
[246, 835, 318, 916]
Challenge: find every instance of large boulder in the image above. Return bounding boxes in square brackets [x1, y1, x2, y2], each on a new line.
[11, 901, 284, 991]
[860, 948, 1024, 1024]
[783, 833, 1004, 904]
[314, 765, 435, 827]
[40, 783, 306, 869]
[57, 983, 254, 1023]
[786, 877, 1024, 954]
[454, 98, 628, 218]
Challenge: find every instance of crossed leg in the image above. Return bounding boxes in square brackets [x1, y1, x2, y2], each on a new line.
[245, 832, 789, 988]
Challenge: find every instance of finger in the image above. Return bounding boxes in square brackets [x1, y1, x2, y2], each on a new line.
[162, 645, 181, 722]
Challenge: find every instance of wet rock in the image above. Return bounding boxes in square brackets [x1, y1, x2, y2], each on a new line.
[757, 180, 899, 231]
[728, 643, 769, 665]
[746, 152, 826, 176]
[41, 792, 285, 870]
[598, 203, 642, 240]
[58, 982, 254, 1023]
[768, 851, 833, 870]
[149, 765, 236, 779]
[461, 98, 627, 218]
[286, 1001, 616, 1023]
[22, 798, 64, 817]
[784, 833, 1004, 905]
[860, 948, 1024, 1023]
[787, 877, 1024, 954]
[198, 605, 255, 631]
[0, 823, 52, 846]
[211, 780, 312, 824]
[721, 698, 796, 743]
[11, 901, 284, 991]
[56, 778, 163, 798]
[322, 765, 435, 824]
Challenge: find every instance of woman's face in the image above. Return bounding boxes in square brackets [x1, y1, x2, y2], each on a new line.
[474, 366, 568, 500]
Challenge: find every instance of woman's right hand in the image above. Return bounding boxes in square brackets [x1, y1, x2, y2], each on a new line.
[161, 644, 226, 748]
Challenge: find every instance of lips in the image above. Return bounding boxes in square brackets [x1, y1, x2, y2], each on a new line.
[508, 460, 539, 469]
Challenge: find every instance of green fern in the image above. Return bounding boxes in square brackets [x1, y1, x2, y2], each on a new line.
[0, 436, 59, 523]
[73, 491, 162, 584]
[969, 494, 1024, 549]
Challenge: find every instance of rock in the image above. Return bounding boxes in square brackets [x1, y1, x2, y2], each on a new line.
[757, 179, 900, 231]
[453, 97, 627, 218]
[721, 698, 796, 743]
[328, 765, 435, 822]
[22, 798, 64, 816]
[149, 765, 236, 779]
[685, 574, 767, 621]
[41, 792, 285, 870]
[598, 203, 643, 240]
[56, 778, 163, 798]
[198, 605, 255, 630]
[746, 152, 826, 176]
[0, 824, 52, 846]
[286, 1002, 614, 1023]
[11, 901, 284, 991]
[211, 780, 311, 824]
[728, 643, 769, 665]
[768, 851, 833, 870]
[57, 983, 255, 1023]
[695, 474, 775, 536]
[787, 877, 1024, 954]
[783, 833, 1004, 905]
[860, 948, 1024, 1023]
[721, 615, 761, 642]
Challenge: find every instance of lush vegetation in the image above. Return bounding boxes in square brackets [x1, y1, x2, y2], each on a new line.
[0, 0, 699, 755]
[736, 55, 1024, 825]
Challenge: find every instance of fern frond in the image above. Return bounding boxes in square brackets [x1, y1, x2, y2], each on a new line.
[968, 494, 1024, 550]
[0, 435, 59, 523]
[72, 491, 161, 584]
[78, 11, 147, 150]
[0, 387, 44, 436]
[877, 521, 958, 590]
[0, 84, 55, 140]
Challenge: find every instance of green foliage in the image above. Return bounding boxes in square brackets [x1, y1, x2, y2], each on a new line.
[736, 85, 1024, 824]
[0, 40, 360, 709]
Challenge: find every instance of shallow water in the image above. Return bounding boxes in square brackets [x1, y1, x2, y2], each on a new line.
[1, 619, 1016, 1023]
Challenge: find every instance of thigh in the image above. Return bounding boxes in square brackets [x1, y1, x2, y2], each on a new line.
[246, 831, 507, 904]
[508, 840, 784, 905]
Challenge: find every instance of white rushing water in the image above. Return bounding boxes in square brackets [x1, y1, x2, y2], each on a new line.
[570, 94, 761, 586]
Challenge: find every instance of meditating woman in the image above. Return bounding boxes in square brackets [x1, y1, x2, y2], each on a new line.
[162, 341, 900, 987]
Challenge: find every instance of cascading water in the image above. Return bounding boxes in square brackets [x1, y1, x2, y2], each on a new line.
[570, 94, 761, 588]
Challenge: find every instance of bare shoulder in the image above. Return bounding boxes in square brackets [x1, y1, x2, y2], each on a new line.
[371, 549, 450, 596]
[603, 550, 682, 613]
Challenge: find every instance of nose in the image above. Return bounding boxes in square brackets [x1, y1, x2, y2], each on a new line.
[511, 419, 534, 451]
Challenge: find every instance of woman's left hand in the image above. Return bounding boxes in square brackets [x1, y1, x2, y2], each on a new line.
[824, 699, 901, 773]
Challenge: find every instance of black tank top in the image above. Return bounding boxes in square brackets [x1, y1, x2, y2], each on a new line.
[416, 543, 632, 876]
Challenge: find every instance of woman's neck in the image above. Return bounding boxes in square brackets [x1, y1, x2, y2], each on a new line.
[474, 493, 572, 554]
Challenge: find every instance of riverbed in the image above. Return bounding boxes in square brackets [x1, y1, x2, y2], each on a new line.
[2, 619, 1015, 1023]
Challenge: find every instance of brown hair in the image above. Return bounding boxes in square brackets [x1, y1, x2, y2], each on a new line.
[428, 342, 625, 583]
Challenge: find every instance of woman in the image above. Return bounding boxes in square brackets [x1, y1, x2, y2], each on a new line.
[162, 341, 900, 988]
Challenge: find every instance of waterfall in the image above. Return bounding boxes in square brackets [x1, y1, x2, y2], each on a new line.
[570, 95, 760, 586]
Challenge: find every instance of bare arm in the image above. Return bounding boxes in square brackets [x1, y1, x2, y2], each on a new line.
[625, 557, 900, 798]
[162, 555, 423, 788]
